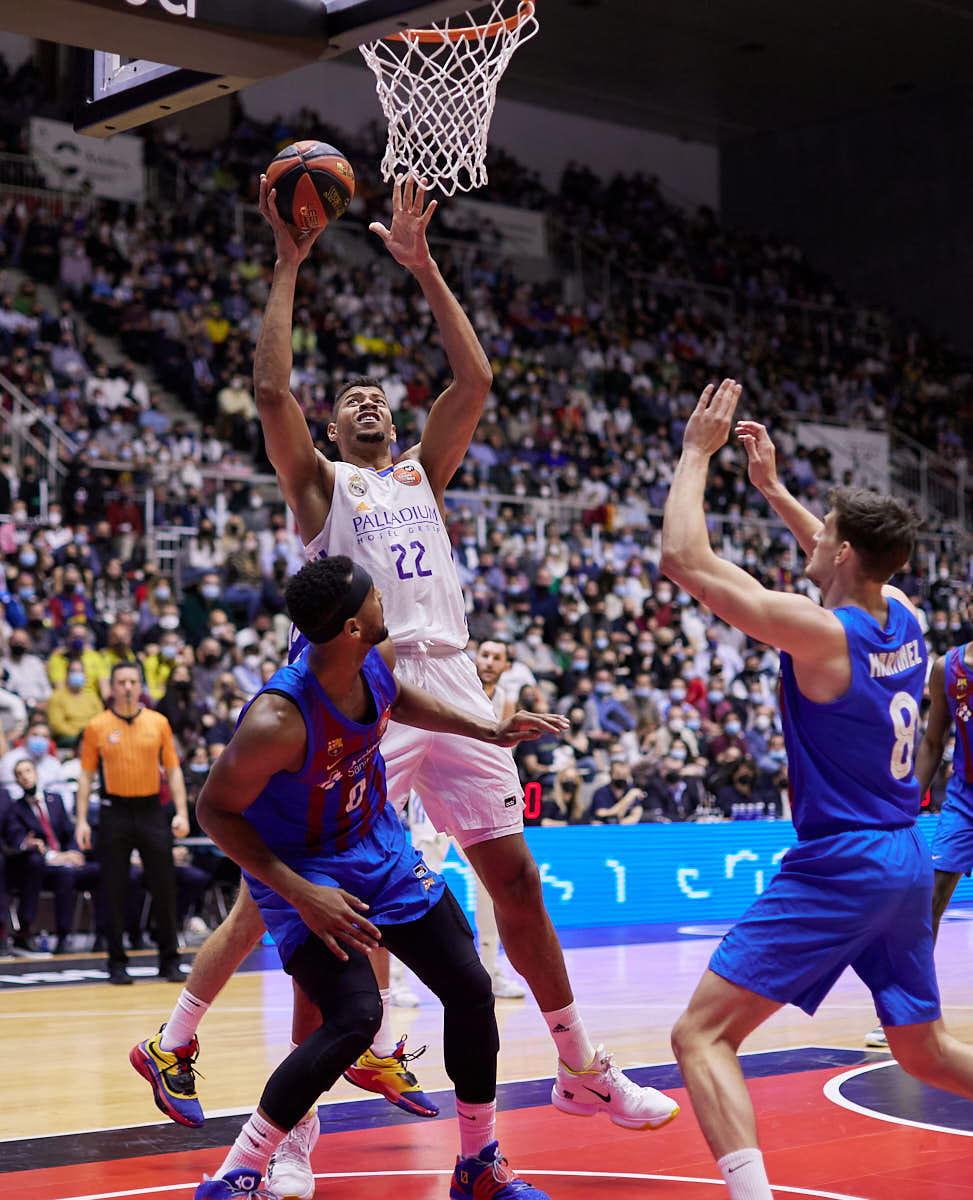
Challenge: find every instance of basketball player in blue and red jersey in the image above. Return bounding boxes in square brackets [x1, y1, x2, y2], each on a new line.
[135, 173, 679, 1157]
[193, 556, 564, 1200]
[919, 642, 973, 936]
[661, 386, 973, 1200]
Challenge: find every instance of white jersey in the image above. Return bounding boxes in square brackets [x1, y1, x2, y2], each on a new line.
[304, 459, 468, 650]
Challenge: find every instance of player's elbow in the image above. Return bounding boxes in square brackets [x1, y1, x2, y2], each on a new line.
[253, 383, 290, 413]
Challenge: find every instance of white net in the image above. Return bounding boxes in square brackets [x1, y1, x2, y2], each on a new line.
[359, 2, 539, 196]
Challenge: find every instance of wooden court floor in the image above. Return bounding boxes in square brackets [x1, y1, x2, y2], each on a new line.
[5, 914, 973, 1198]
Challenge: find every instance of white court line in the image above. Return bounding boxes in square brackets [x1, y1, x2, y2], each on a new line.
[823, 1059, 973, 1137]
[51, 1170, 868, 1200]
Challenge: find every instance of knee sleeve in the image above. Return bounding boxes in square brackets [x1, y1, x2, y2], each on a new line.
[260, 936, 383, 1129]
[443, 957, 498, 1103]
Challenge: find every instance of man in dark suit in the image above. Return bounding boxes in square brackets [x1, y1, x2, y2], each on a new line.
[6, 758, 99, 953]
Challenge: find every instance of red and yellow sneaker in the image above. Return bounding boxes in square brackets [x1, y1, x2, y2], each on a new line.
[343, 1036, 439, 1118]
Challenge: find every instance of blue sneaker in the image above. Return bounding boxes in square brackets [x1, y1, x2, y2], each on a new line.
[195, 1167, 275, 1199]
[129, 1024, 204, 1127]
[450, 1141, 551, 1199]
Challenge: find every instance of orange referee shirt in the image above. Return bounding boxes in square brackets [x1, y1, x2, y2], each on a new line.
[80, 707, 179, 797]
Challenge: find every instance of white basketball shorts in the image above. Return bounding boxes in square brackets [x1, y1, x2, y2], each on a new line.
[381, 647, 524, 848]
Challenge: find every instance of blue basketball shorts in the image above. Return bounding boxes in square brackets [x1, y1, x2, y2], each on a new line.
[931, 788, 973, 875]
[709, 825, 941, 1027]
[245, 802, 445, 967]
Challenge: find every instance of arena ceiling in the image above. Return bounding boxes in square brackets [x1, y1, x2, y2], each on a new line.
[489, 0, 973, 142]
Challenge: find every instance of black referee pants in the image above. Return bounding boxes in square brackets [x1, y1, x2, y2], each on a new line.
[98, 797, 179, 970]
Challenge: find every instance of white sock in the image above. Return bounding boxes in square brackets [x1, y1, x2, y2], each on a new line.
[718, 1148, 774, 1200]
[217, 1111, 286, 1177]
[456, 1098, 496, 1159]
[371, 988, 398, 1058]
[541, 1002, 596, 1071]
[160, 990, 210, 1051]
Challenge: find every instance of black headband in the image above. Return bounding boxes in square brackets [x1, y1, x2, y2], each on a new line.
[303, 561, 374, 643]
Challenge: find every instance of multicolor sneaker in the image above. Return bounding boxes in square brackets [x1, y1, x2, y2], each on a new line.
[552, 1045, 679, 1130]
[266, 1109, 320, 1200]
[343, 1036, 439, 1117]
[450, 1141, 550, 1199]
[129, 1024, 204, 1127]
[865, 1026, 889, 1049]
[195, 1167, 274, 1199]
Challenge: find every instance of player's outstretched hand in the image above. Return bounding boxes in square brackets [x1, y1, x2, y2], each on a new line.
[735, 420, 779, 494]
[490, 710, 570, 748]
[682, 378, 742, 457]
[258, 174, 324, 267]
[296, 884, 382, 962]
[369, 175, 436, 273]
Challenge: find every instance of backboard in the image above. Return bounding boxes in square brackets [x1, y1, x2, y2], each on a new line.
[6, 1, 478, 136]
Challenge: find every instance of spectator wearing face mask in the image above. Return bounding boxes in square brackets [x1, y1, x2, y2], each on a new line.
[138, 573, 177, 636]
[47, 656, 104, 748]
[48, 564, 96, 629]
[588, 667, 636, 739]
[92, 558, 135, 624]
[707, 709, 750, 764]
[180, 571, 225, 645]
[157, 666, 203, 755]
[589, 760, 647, 825]
[745, 704, 778, 761]
[0, 717, 65, 788]
[696, 672, 735, 728]
[231, 642, 264, 699]
[191, 637, 225, 710]
[515, 620, 559, 679]
[3, 629, 52, 708]
[757, 731, 789, 778]
[651, 703, 701, 761]
[143, 631, 186, 701]
[48, 623, 103, 696]
[656, 742, 708, 821]
[540, 766, 588, 825]
[714, 757, 763, 819]
[141, 602, 184, 649]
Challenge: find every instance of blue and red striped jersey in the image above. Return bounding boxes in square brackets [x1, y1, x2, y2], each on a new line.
[240, 646, 397, 857]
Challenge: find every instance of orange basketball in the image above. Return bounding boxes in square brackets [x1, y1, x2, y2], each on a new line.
[265, 141, 355, 230]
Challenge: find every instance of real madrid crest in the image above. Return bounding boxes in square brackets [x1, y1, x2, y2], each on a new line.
[348, 472, 368, 498]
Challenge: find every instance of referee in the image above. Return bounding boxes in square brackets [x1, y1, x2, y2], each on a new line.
[75, 661, 190, 985]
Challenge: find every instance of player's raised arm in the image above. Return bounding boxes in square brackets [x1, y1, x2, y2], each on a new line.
[661, 380, 846, 665]
[254, 174, 335, 541]
[197, 693, 380, 960]
[915, 654, 951, 796]
[370, 176, 492, 499]
[735, 420, 823, 558]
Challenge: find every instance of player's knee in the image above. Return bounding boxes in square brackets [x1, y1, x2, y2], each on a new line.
[328, 989, 383, 1055]
[489, 852, 543, 916]
[886, 1025, 944, 1081]
[670, 1010, 695, 1063]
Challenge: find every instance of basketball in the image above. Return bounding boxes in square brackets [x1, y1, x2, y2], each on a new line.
[265, 141, 355, 230]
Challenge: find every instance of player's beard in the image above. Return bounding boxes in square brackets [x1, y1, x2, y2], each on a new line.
[354, 430, 385, 445]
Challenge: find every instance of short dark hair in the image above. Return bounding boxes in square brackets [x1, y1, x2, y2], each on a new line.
[284, 556, 361, 643]
[111, 659, 144, 683]
[828, 486, 922, 582]
[333, 376, 387, 414]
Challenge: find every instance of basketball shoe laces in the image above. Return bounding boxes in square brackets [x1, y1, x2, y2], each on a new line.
[391, 1038, 428, 1086]
[166, 1039, 203, 1096]
[267, 1112, 317, 1179]
[490, 1152, 514, 1185]
[590, 1049, 641, 1100]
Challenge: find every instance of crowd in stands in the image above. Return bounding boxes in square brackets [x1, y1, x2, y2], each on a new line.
[0, 59, 969, 952]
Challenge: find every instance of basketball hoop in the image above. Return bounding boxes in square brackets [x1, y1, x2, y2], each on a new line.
[360, 2, 539, 196]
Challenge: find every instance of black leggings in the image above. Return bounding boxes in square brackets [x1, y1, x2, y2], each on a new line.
[260, 888, 497, 1130]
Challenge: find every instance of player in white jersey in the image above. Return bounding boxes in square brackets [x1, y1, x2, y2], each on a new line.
[131, 179, 677, 1184]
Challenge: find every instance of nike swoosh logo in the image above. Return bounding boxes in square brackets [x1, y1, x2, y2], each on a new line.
[585, 1087, 611, 1103]
[728, 1163, 746, 1173]
[459, 1113, 477, 1119]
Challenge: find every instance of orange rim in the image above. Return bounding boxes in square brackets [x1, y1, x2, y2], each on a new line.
[387, 0, 534, 43]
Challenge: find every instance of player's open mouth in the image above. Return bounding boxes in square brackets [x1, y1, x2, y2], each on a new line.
[358, 413, 380, 423]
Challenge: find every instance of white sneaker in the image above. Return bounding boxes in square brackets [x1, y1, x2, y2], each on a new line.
[266, 1108, 319, 1200]
[865, 1026, 889, 1049]
[491, 969, 526, 999]
[551, 1045, 680, 1131]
